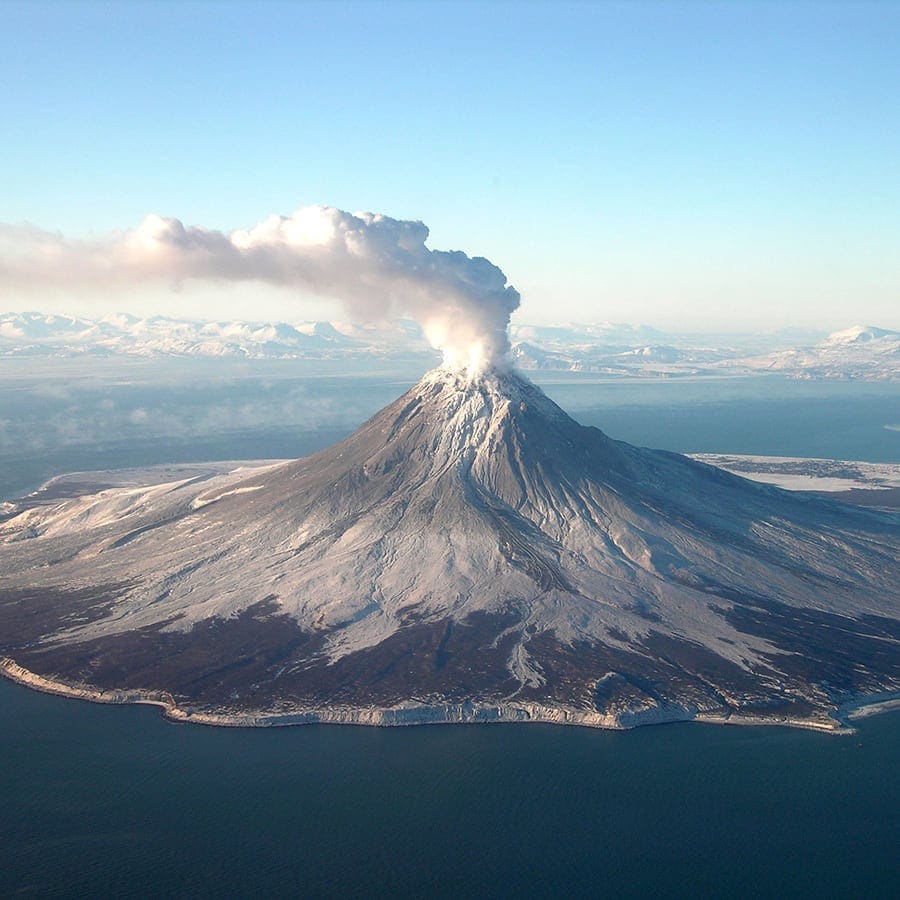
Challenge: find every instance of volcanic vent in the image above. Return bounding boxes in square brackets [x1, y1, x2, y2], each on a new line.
[1, 366, 899, 729]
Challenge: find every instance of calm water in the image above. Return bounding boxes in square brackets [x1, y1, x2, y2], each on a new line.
[1, 362, 898, 499]
[1, 363, 898, 896]
[1, 679, 898, 899]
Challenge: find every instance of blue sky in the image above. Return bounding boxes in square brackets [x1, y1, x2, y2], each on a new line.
[2, 0, 898, 330]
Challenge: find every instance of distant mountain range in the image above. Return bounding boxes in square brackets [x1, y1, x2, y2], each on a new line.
[1, 312, 897, 381]
[508, 322, 899, 381]
[0, 311, 434, 360]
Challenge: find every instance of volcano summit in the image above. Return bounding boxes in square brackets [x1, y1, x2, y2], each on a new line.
[1, 366, 898, 730]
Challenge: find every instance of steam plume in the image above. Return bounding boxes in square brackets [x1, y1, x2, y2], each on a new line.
[0, 207, 520, 372]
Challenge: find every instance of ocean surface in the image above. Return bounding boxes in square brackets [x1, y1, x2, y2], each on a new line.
[1, 678, 898, 899]
[1, 363, 898, 897]
[1, 361, 898, 500]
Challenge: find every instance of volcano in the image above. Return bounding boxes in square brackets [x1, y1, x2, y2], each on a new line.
[1, 367, 898, 730]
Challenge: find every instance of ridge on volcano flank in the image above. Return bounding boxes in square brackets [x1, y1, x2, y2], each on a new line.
[1, 367, 899, 729]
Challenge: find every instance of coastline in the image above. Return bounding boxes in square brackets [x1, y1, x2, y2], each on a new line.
[5, 655, 895, 735]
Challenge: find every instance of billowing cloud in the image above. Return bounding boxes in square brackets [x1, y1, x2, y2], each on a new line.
[0, 206, 520, 372]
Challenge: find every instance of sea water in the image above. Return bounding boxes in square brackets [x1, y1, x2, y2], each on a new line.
[1, 678, 897, 898]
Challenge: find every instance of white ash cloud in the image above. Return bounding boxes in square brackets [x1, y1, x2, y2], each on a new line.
[0, 206, 520, 372]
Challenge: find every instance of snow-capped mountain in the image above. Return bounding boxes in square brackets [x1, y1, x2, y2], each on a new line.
[3, 312, 897, 380]
[731, 325, 900, 381]
[509, 323, 899, 381]
[508, 321, 722, 376]
[0, 311, 434, 359]
[823, 325, 900, 346]
[1, 367, 897, 729]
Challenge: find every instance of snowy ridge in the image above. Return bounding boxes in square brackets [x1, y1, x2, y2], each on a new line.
[0, 311, 433, 360]
[3, 311, 897, 379]
[509, 322, 899, 381]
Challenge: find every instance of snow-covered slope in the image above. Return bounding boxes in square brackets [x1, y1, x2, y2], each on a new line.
[732, 325, 900, 381]
[0, 311, 433, 359]
[1, 366, 897, 729]
[510, 324, 899, 380]
[823, 325, 900, 346]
